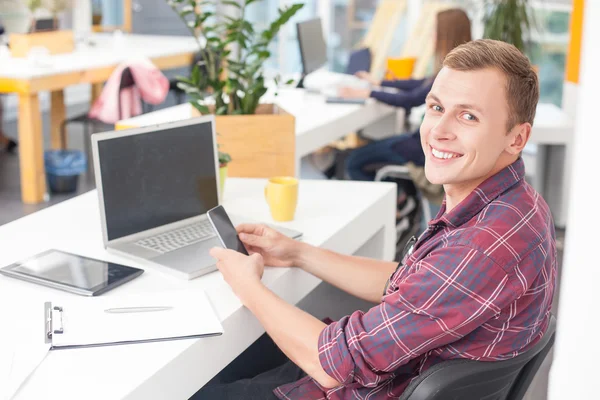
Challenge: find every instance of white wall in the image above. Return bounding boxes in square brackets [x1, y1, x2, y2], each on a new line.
[548, 0, 600, 398]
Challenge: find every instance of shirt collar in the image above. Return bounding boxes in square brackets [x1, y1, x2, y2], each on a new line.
[430, 157, 525, 228]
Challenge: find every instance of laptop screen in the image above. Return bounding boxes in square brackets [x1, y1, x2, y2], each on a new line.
[97, 120, 219, 242]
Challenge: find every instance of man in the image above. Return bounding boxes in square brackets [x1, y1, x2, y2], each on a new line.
[199, 39, 557, 399]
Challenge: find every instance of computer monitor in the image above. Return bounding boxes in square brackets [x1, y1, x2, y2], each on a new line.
[93, 117, 220, 243]
[297, 18, 328, 75]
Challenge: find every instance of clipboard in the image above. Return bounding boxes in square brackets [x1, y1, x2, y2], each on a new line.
[43, 290, 223, 350]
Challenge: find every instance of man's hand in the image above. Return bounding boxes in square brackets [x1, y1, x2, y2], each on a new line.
[236, 224, 304, 268]
[209, 247, 264, 303]
[338, 87, 371, 99]
[355, 71, 381, 86]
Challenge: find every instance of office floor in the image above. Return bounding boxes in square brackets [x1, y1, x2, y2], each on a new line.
[0, 103, 95, 226]
[0, 102, 563, 400]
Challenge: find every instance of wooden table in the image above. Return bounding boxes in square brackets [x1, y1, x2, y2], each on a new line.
[0, 33, 198, 204]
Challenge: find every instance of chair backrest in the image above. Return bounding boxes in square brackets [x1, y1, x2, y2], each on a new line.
[117, 67, 140, 120]
[399, 315, 556, 400]
[119, 67, 136, 90]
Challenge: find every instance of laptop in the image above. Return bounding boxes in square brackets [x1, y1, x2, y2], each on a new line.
[91, 116, 301, 280]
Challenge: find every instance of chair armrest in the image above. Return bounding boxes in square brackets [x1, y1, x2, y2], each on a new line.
[375, 165, 412, 182]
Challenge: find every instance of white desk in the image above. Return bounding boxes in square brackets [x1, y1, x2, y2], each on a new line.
[117, 88, 397, 173]
[0, 33, 199, 204]
[0, 34, 198, 80]
[1, 178, 396, 400]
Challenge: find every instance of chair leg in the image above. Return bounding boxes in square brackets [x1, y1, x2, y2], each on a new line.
[84, 121, 94, 183]
[176, 92, 184, 105]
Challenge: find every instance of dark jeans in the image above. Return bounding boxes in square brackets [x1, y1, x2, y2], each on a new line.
[191, 334, 306, 400]
[345, 134, 423, 181]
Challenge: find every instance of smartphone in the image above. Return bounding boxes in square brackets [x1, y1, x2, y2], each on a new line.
[207, 205, 250, 255]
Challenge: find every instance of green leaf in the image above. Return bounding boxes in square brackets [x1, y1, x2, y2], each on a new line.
[191, 65, 200, 84]
[175, 75, 194, 85]
[192, 102, 210, 115]
[241, 21, 254, 34]
[216, 106, 228, 115]
[176, 82, 199, 92]
[256, 50, 270, 59]
[221, 0, 241, 8]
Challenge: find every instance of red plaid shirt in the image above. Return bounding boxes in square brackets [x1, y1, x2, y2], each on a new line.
[274, 158, 557, 399]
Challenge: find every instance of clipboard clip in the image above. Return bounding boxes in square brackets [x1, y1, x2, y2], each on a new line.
[44, 302, 64, 344]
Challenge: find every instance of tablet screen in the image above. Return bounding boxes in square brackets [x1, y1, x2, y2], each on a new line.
[3, 250, 143, 295]
[12, 251, 110, 289]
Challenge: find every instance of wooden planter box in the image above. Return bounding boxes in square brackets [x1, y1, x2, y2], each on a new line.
[9, 30, 74, 58]
[191, 104, 296, 178]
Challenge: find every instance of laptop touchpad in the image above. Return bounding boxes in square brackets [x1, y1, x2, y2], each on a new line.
[153, 237, 220, 273]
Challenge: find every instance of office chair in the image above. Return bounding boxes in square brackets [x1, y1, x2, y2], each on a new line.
[375, 165, 433, 223]
[61, 67, 147, 177]
[398, 315, 556, 400]
[375, 165, 434, 257]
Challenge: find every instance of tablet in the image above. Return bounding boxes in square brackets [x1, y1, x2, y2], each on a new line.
[0, 250, 144, 296]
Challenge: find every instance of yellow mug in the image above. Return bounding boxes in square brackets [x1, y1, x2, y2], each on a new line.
[385, 57, 416, 80]
[265, 177, 298, 222]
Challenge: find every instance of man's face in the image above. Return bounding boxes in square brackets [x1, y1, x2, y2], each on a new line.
[420, 67, 525, 191]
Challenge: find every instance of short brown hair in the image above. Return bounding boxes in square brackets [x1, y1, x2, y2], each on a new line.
[443, 39, 539, 130]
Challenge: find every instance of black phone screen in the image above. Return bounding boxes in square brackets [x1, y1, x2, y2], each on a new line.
[207, 206, 249, 255]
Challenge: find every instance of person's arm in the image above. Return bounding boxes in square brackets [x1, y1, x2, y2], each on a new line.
[237, 225, 398, 304]
[317, 246, 516, 387]
[243, 283, 341, 388]
[212, 245, 516, 390]
[294, 242, 398, 303]
[370, 80, 432, 109]
[209, 248, 341, 388]
[380, 78, 428, 91]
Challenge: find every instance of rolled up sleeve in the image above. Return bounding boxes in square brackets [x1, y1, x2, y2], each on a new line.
[318, 246, 516, 387]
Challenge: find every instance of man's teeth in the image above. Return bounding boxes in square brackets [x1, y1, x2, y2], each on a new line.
[432, 148, 460, 159]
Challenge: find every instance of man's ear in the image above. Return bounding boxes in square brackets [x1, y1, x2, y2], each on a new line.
[506, 122, 531, 155]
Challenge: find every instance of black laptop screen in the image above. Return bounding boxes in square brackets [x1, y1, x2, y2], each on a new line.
[97, 121, 219, 242]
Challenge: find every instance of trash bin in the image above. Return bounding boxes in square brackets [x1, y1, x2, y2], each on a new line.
[44, 150, 87, 194]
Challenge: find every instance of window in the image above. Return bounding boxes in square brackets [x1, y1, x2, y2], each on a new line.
[527, 4, 571, 106]
[245, 0, 318, 74]
[330, 0, 378, 72]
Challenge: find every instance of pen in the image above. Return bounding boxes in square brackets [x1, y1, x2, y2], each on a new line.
[104, 306, 173, 314]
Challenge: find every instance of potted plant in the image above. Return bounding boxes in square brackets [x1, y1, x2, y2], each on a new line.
[483, 0, 535, 53]
[166, 0, 303, 178]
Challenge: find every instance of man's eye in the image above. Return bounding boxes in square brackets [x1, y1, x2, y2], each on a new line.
[462, 113, 477, 121]
[431, 104, 443, 112]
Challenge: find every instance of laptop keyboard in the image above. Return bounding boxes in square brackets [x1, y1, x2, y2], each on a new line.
[135, 220, 216, 254]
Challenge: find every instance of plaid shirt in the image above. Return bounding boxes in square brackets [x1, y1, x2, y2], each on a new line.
[274, 158, 557, 399]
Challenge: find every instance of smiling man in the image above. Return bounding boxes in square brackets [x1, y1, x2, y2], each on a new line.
[198, 40, 557, 400]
